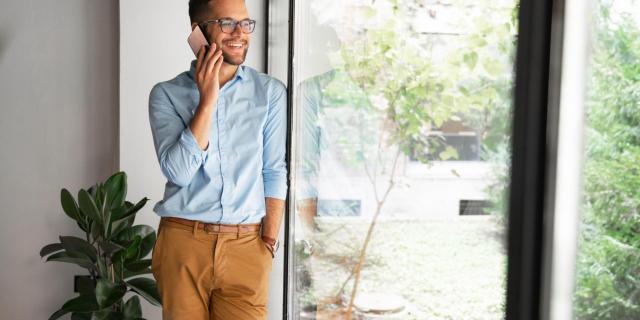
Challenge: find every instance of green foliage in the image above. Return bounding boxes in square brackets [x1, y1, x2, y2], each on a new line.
[573, 1, 640, 319]
[316, 0, 517, 171]
[40, 171, 160, 320]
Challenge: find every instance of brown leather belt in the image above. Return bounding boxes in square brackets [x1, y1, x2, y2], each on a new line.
[162, 216, 262, 234]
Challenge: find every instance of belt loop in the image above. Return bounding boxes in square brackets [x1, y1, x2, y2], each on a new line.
[236, 224, 240, 238]
[193, 220, 199, 236]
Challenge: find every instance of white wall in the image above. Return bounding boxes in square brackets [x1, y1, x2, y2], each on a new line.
[0, 0, 119, 319]
[119, 1, 286, 319]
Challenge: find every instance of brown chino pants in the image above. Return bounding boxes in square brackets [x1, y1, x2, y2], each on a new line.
[151, 217, 273, 320]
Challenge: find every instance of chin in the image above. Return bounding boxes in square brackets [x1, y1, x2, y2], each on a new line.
[222, 50, 248, 66]
[223, 58, 245, 66]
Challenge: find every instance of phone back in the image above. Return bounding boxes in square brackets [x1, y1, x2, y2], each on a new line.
[188, 26, 209, 56]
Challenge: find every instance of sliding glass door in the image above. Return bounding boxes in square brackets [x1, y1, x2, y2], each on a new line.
[286, 1, 519, 318]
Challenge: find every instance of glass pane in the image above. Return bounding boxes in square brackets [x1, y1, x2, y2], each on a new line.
[573, 0, 640, 318]
[289, 0, 518, 318]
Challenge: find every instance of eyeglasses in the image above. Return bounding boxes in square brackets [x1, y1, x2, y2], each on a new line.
[199, 18, 256, 34]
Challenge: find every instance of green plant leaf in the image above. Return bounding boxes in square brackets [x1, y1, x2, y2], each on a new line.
[102, 191, 111, 235]
[92, 308, 124, 320]
[109, 217, 132, 241]
[126, 277, 162, 306]
[95, 183, 105, 212]
[61, 188, 80, 221]
[125, 259, 152, 272]
[111, 236, 142, 263]
[137, 232, 156, 259]
[110, 206, 127, 222]
[91, 220, 106, 245]
[99, 240, 125, 256]
[96, 256, 108, 279]
[95, 279, 127, 309]
[123, 296, 142, 319]
[70, 312, 92, 320]
[463, 51, 478, 70]
[105, 172, 127, 210]
[113, 225, 155, 259]
[78, 189, 102, 223]
[76, 220, 89, 233]
[439, 146, 459, 161]
[40, 243, 64, 258]
[46, 251, 95, 270]
[87, 185, 97, 199]
[60, 236, 98, 261]
[48, 294, 100, 320]
[48, 308, 69, 320]
[126, 236, 142, 262]
[114, 225, 154, 243]
[112, 198, 148, 222]
[75, 275, 96, 296]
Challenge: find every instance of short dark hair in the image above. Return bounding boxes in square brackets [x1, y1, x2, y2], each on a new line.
[188, 0, 212, 23]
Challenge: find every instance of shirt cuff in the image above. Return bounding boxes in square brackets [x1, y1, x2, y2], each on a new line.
[179, 126, 209, 163]
[264, 177, 288, 200]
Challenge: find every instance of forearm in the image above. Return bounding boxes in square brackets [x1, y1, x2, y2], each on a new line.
[262, 197, 286, 242]
[190, 98, 216, 150]
[296, 198, 318, 235]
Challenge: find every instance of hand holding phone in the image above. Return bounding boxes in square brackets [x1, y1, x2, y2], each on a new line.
[190, 26, 224, 107]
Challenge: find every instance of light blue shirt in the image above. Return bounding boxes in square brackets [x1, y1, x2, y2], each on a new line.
[148, 59, 288, 224]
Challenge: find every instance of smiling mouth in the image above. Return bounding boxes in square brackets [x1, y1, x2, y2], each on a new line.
[223, 40, 246, 49]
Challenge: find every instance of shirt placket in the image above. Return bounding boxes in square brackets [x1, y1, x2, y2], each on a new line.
[217, 87, 236, 215]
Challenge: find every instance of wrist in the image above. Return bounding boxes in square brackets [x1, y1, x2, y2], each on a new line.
[199, 95, 218, 109]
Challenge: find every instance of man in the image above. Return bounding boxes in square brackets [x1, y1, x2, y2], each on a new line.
[147, 0, 287, 318]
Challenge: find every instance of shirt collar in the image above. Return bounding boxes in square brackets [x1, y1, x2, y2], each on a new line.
[188, 59, 245, 83]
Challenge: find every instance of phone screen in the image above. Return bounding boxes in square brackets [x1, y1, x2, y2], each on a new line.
[187, 25, 209, 57]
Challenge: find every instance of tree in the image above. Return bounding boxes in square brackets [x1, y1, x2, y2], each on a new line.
[297, 0, 518, 317]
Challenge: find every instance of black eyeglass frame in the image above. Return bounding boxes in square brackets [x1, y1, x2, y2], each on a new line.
[199, 18, 257, 34]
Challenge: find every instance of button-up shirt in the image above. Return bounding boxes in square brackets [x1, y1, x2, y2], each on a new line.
[148, 59, 288, 224]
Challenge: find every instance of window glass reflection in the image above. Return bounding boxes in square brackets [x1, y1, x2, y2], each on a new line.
[291, 0, 518, 318]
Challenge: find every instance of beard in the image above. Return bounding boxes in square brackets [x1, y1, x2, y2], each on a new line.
[222, 46, 248, 66]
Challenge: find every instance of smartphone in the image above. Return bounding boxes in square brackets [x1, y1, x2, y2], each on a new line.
[187, 25, 209, 56]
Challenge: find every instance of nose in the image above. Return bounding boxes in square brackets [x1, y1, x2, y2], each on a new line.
[231, 22, 243, 36]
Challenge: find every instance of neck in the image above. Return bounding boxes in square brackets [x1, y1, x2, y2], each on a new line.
[219, 63, 239, 87]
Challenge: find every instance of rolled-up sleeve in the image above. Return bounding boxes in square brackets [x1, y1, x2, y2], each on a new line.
[149, 83, 208, 187]
[262, 79, 289, 200]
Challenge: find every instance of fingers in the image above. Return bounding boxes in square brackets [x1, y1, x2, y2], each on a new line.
[196, 43, 216, 79]
[195, 42, 224, 90]
[202, 43, 216, 73]
[206, 49, 224, 78]
[213, 50, 224, 74]
[195, 44, 206, 73]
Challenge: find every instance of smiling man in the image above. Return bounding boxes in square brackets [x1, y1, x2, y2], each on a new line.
[147, 0, 288, 319]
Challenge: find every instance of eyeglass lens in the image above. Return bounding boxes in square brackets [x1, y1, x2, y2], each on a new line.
[219, 19, 255, 34]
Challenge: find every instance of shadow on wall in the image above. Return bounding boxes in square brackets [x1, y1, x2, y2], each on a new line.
[0, 26, 11, 62]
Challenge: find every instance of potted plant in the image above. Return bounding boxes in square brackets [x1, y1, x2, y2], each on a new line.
[40, 171, 161, 319]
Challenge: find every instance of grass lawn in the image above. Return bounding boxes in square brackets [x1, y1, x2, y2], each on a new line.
[297, 215, 507, 319]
